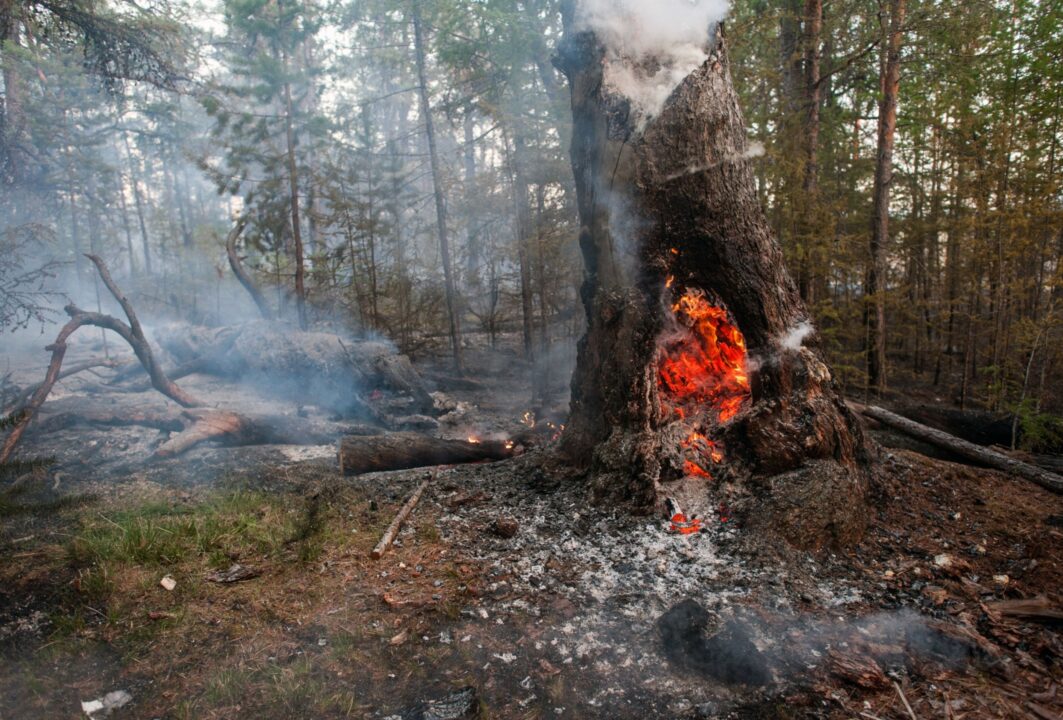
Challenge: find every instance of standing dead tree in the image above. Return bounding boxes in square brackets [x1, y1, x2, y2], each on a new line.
[554, 18, 873, 548]
[0, 254, 201, 463]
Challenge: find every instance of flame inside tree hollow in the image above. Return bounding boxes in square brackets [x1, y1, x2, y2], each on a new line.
[658, 285, 751, 478]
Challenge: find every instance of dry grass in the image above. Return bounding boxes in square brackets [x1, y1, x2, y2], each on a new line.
[0, 472, 497, 718]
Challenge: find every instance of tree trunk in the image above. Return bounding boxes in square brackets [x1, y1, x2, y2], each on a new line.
[412, 0, 464, 373]
[799, 0, 823, 305]
[512, 131, 536, 360]
[0, 0, 29, 186]
[123, 133, 153, 275]
[866, 0, 906, 395]
[225, 218, 274, 320]
[283, 76, 308, 330]
[554, 22, 873, 549]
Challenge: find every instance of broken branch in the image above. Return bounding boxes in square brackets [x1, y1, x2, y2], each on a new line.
[371, 475, 430, 560]
[225, 218, 273, 320]
[3, 358, 119, 415]
[1, 256, 202, 465]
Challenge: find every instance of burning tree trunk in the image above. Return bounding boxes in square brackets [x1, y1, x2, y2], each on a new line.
[554, 19, 873, 548]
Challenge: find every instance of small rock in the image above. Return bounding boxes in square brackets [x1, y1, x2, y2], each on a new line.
[390, 630, 409, 646]
[491, 517, 520, 539]
[206, 564, 260, 584]
[81, 690, 132, 717]
[159, 576, 176, 592]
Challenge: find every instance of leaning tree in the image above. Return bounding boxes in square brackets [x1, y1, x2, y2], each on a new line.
[554, 6, 874, 549]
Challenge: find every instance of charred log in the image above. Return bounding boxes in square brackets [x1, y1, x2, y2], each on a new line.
[153, 409, 343, 458]
[554, 23, 872, 548]
[150, 322, 433, 416]
[858, 404, 1063, 494]
[338, 433, 515, 476]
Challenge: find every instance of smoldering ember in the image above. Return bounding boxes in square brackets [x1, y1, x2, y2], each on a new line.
[0, 0, 1061, 718]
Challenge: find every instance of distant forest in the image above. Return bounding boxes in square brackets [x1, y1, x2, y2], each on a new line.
[2, 0, 1060, 446]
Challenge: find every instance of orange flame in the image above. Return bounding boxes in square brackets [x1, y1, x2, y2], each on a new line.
[658, 289, 750, 424]
[659, 288, 750, 479]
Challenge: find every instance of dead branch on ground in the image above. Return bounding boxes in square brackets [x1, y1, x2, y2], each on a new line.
[372, 474, 431, 559]
[2, 358, 120, 415]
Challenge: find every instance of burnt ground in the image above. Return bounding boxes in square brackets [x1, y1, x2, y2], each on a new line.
[0, 343, 1061, 719]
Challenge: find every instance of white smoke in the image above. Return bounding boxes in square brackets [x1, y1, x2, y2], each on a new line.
[575, 0, 731, 123]
[778, 321, 814, 352]
[663, 141, 765, 181]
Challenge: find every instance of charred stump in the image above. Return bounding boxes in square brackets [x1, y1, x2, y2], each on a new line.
[554, 21, 873, 548]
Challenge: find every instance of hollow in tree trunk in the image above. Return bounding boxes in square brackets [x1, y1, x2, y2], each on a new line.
[554, 22, 874, 550]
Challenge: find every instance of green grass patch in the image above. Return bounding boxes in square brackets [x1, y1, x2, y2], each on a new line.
[66, 491, 305, 569]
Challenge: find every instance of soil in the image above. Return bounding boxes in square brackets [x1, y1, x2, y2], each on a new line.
[0, 340, 1060, 719]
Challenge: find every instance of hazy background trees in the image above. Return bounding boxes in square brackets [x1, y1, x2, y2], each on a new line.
[2, 0, 1060, 446]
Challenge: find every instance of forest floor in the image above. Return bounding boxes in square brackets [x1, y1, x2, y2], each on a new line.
[0, 344, 1061, 719]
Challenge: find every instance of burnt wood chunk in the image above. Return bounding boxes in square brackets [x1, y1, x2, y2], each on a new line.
[338, 433, 514, 476]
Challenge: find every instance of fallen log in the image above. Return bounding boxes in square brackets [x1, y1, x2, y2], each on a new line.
[338, 433, 515, 476]
[858, 404, 1063, 494]
[371, 475, 430, 559]
[151, 322, 433, 416]
[35, 409, 186, 434]
[986, 597, 1063, 623]
[153, 409, 363, 458]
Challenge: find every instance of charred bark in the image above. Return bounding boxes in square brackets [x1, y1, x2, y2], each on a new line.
[554, 24, 872, 548]
[338, 433, 514, 476]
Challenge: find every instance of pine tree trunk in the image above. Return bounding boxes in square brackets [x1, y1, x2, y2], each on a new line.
[412, 1, 464, 373]
[866, 0, 906, 395]
[123, 134, 153, 275]
[554, 23, 873, 549]
[0, 0, 29, 186]
[283, 77, 308, 331]
[799, 0, 823, 305]
[512, 132, 536, 360]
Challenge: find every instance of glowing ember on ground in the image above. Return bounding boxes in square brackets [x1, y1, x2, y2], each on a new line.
[658, 287, 751, 479]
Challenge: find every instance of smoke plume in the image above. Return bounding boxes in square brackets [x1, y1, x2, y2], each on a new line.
[574, 0, 731, 122]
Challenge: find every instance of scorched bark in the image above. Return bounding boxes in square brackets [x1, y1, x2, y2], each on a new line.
[554, 22, 873, 548]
